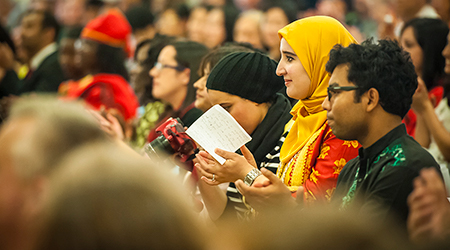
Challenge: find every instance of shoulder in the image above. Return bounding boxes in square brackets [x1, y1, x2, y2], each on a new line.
[374, 135, 438, 173]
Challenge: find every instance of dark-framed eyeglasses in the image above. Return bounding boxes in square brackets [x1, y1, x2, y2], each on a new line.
[327, 86, 360, 100]
[153, 62, 186, 72]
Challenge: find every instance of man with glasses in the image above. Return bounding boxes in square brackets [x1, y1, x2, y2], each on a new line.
[322, 39, 440, 229]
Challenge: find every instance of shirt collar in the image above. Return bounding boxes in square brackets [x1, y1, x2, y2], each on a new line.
[30, 42, 58, 70]
[358, 124, 407, 161]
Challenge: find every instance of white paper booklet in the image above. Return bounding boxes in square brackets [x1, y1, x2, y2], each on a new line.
[186, 104, 252, 164]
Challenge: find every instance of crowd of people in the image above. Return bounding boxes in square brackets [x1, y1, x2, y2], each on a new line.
[1, 0, 450, 249]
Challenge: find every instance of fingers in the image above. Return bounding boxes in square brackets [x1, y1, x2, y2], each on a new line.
[106, 113, 124, 140]
[198, 151, 215, 162]
[200, 176, 219, 186]
[235, 179, 250, 195]
[214, 148, 237, 159]
[240, 145, 257, 168]
[260, 168, 280, 183]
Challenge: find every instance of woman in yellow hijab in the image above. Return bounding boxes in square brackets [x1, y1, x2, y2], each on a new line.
[274, 16, 359, 202]
[196, 16, 360, 214]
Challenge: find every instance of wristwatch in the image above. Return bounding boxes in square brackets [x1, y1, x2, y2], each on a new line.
[244, 168, 262, 186]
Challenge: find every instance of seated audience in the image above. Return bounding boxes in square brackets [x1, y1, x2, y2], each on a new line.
[412, 30, 450, 165]
[58, 9, 139, 139]
[35, 142, 206, 250]
[0, 95, 108, 249]
[147, 40, 208, 142]
[195, 51, 292, 220]
[194, 42, 258, 112]
[199, 17, 359, 214]
[399, 18, 449, 137]
[0, 10, 65, 95]
[323, 39, 440, 228]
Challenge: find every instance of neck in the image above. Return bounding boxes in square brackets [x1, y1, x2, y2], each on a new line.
[167, 87, 188, 111]
[358, 111, 402, 149]
[401, 4, 425, 22]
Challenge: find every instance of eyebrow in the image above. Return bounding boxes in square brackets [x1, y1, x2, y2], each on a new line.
[328, 82, 339, 87]
[282, 51, 297, 57]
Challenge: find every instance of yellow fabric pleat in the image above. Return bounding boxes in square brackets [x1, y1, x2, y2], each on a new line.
[278, 16, 358, 165]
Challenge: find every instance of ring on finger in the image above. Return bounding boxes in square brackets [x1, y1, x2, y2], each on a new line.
[212, 174, 215, 182]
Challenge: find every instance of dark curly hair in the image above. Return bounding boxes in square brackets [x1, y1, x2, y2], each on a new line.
[326, 39, 418, 118]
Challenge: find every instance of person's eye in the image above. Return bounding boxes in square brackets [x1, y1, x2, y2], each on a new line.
[287, 56, 294, 62]
[221, 105, 231, 111]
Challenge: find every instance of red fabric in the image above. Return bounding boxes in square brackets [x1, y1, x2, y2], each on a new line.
[147, 102, 197, 142]
[81, 8, 132, 57]
[59, 73, 139, 121]
[302, 123, 360, 203]
[403, 86, 444, 137]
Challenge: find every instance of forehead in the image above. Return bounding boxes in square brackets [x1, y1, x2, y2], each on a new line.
[158, 45, 177, 62]
[280, 38, 295, 54]
[207, 89, 241, 103]
[329, 64, 353, 86]
[22, 12, 43, 25]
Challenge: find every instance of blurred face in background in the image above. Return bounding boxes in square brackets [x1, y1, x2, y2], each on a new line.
[261, 7, 289, 50]
[74, 39, 99, 75]
[203, 8, 226, 48]
[149, 45, 188, 107]
[157, 8, 186, 37]
[186, 6, 208, 43]
[193, 64, 212, 112]
[400, 26, 423, 76]
[20, 12, 46, 56]
[59, 37, 83, 79]
[233, 13, 263, 49]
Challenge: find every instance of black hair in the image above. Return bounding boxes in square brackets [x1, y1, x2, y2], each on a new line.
[134, 34, 176, 104]
[97, 44, 129, 81]
[260, 0, 298, 23]
[86, 0, 103, 8]
[326, 39, 418, 118]
[125, 5, 155, 31]
[25, 10, 60, 42]
[170, 40, 209, 111]
[60, 26, 83, 39]
[401, 18, 449, 90]
[0, 25, 15, 55]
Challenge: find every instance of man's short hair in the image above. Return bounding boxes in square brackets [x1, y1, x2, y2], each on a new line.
[24, 10, 60, 41]
[326, 39, 418, 118]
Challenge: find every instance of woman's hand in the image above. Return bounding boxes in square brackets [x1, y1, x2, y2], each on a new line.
[195, 145, 257, 185]
[88, 109, 125, 140]
[235, 168, 296, 212]
[412, 77, 433, 114]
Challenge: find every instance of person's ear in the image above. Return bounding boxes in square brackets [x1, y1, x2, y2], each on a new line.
[365, 88, 379, 112]
[180, 68, 191, 86]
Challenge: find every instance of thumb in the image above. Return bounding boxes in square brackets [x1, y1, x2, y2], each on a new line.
[261, 168, 279, 183]
[240, 145, 257, 168]
[296, 186, 304, 203]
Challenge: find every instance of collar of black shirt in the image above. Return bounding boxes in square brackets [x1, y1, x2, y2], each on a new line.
[358, 124, 407, 162]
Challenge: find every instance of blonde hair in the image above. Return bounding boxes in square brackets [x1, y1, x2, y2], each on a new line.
[8, 95, 108, 179]
[36, 142, 206, 250]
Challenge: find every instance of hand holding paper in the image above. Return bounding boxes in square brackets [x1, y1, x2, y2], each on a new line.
[186, 105, 252, 164]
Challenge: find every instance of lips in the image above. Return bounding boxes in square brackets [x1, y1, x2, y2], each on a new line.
[284, 79, 292, 86]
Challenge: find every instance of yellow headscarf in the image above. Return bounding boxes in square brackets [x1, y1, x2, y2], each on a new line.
[279, 16, 357, 164]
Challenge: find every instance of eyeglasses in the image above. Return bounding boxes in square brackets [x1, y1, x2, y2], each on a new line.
[327, 86, 360, 100]
[153, 62, 185, 72]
